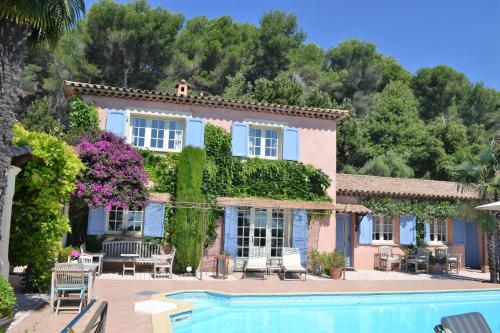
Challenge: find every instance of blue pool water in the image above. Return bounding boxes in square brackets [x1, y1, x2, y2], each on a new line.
[169, 290, 500, 333]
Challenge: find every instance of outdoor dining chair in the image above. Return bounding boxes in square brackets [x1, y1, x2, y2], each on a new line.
[54, 263, 87, 314]
[152, 247, 176, 279]
[406, 248, 430, 273]
[435, 247, 461, 274]
[376, 246, 401, 271]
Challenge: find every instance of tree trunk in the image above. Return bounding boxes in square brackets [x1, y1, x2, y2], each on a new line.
[123, 62, 130, 88]
[488, 231, 497, 283]
[0, 18, 29, 233]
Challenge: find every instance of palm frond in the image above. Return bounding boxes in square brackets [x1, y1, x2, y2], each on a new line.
[0, 0, 85, 43]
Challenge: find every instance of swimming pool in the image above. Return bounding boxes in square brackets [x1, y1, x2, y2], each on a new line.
[169, 290, 500, 333]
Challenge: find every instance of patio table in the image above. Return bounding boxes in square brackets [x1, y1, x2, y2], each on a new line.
[50, 263, 98, 312]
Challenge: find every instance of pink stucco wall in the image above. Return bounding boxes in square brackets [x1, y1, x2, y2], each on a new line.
[86, 95, 339, 252]
[85, 96, 337, 197]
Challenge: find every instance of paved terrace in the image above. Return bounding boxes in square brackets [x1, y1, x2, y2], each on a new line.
[9, 270, 498, 333]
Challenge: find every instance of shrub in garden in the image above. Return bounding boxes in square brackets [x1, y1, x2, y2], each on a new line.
[172, 147, 206, 272]
[74, 131, 149, 209]
[68, 98, 100, 135]
[10, 125, 84, 292]
[0, 276, 15, 319]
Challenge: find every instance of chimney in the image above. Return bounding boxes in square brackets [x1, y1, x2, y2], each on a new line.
[175, 79, 190, 97]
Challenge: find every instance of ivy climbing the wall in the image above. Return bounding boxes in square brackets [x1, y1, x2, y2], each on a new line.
[360, 198, 460, 247]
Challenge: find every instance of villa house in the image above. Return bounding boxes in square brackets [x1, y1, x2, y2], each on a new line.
[64, 80, 486, 272]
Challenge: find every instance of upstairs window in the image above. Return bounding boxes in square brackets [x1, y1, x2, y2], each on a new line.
[130, 116, 184, 152]
[430, 218, 447, 243]
[372, 215, 394, 242]
[249, 126, 279, 159]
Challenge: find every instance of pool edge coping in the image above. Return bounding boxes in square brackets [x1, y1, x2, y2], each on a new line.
[151, 287, 500, 333]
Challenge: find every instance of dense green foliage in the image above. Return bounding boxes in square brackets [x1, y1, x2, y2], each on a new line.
[0, 276, 15, 319]
[17, 0, 499, 182]
[236, 159, 330, 201]
[10, 125, 84, 291]
[172, 147, 206, 272]
[68, 98, 100, 135]
[20, 97, 61, 135]
[358, 151, 414, 178]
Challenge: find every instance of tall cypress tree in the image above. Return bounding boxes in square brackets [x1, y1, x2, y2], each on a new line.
[172, 146, 206, 272]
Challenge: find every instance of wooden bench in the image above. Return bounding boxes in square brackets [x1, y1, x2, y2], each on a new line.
[101, 240, 162, 265]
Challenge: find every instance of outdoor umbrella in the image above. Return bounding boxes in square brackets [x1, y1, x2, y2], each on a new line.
[476, 201, 500, 211]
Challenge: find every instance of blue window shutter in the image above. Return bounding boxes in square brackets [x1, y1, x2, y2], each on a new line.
[358, 214, 373, 245]
[424, 222, 431, 244]
[87, 207, 105, 236]
[453, 217, 466, 245]
[143, 202, 165, 237]
[292, 209, 308, 266]
[399, 215, 417, 245]
[185, 117, 205, 148]
[231, 122, 249, 157]
[282, 127, 300, 161]
[223, 206, 238, 260]
[105, 109, 126, 137]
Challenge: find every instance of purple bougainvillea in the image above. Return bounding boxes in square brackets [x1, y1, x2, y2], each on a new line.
[74, 131, 149, 210]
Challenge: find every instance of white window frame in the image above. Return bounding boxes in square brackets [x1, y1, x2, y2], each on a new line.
[128, 113, 186, 153]
[372, 215, 395, 243]
[430, 218, 448, 244]
[105, 206, 144, 236]
[248, 125, 281, 159]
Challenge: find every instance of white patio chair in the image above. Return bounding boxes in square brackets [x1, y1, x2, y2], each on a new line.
[80, 244, 104, 276]
[243, 247, 268, 279]
[153, 247, 176, 279]
[377, 246, 401, 271]
[280, 247, 307, 281]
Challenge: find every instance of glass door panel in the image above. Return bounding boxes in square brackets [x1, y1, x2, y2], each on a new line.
[237, 209, 250, 258]
[253, 208, 267, 248]
[270, 209, 284, 258]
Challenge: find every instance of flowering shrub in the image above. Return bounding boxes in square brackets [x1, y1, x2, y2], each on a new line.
[74, 131, 149, 209]
[11, 125, 84, 291]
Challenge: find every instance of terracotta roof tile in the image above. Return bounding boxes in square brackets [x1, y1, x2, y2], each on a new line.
[335, 203, 372, 214]
[64, 81, 349, 121]
[336, 173, 479, 200]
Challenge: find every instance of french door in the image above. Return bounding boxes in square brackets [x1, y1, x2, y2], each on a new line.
[236, 208, 285, 266]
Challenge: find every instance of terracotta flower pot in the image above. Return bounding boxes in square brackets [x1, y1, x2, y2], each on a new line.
[329, 267, 343, 280]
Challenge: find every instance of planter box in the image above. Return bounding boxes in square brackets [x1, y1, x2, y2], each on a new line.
[0, 317, 13, 331]
[430, 264, 444, 274]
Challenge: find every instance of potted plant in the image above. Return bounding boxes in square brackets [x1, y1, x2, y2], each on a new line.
[323, 251, 347, 280]
[0, 276, 16, 331]
[224, 252, 235, 274]
[429, 255, 446, 274]
[69, 249, 80, 263]
[309, 250, 323, 276]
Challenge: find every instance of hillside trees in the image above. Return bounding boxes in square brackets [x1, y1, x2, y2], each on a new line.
[16, 0, 499, 182]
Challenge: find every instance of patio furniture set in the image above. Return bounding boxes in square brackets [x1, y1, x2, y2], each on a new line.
[50, 240, 175, 314]
[374, 246, 462, 274]
[243, 247, 307, 281]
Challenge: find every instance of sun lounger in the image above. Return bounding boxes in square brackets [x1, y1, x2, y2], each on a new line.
[280, 247, 307, 281]
[243, 247, 268, 279]
[434, 312, 492, 333]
